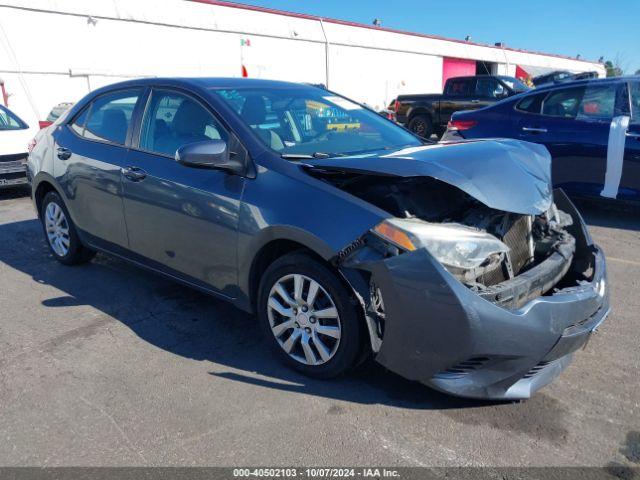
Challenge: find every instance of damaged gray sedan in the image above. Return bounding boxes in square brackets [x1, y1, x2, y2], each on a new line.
[28, 78, 609, 400]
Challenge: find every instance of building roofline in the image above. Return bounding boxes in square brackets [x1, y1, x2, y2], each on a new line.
[189, 0, 602, 66]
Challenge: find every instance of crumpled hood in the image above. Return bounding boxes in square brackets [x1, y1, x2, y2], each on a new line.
[306, 139, 553, 215]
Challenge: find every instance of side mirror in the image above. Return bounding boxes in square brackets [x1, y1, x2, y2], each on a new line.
[176, 140, 245, 175]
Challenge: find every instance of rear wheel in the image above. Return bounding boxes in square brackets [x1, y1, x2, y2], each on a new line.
[41, 191, 95, 265]
[408, 114, 433, 139]
[257, 253, 362, 378]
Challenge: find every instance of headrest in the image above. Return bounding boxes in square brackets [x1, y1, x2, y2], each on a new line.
[240, 95, 267, 125]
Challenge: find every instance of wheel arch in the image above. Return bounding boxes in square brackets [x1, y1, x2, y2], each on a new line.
[239, 226, 336, 312]
[245, 235, 373, 364]
[32, 173, 64, 219]
[408, 107, 434, 123]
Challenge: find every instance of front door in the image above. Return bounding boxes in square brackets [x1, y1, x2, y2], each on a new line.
[121, 88, 244, 296]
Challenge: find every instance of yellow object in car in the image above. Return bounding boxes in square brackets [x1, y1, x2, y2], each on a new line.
[326, 122, 361, 131]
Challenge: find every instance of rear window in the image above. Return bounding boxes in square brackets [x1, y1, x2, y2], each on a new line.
[446, 79, 474, 97]
[70, 89, 141, 145]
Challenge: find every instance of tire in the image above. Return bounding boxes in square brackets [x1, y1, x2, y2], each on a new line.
[408, 114, 433, 139]
[40, 191, 95, 265]
[257, 252, 363, 379]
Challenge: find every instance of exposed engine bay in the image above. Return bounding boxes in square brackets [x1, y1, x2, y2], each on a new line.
[308, 169, 589, 309]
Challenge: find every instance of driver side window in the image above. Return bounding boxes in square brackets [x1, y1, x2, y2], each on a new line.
[475, 78, 504, 99]
[140, 90, 227, 157]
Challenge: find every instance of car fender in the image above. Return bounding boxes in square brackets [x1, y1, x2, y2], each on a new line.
[234, 165, 389, 311]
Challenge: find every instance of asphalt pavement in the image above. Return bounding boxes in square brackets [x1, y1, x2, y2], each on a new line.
[0, 187, 638, 468]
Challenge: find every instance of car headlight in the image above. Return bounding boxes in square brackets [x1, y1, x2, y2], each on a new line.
[372, 218, 509, 270]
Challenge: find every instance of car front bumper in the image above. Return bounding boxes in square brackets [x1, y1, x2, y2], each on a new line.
[0, 153, 29, 188]
[344, 191, 609, 400]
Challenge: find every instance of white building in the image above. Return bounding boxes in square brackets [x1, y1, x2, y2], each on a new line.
[0, 0, 605, 127]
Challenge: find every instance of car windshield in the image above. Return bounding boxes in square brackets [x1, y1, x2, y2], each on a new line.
[213, 86, 421, 157]
[499, 76, 530, 92]
[0, 105, 28, 130]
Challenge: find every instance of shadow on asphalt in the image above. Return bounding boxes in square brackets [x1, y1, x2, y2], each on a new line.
[0, 214, 509, 415]
[573, 197, 640, 232]
[0, 185, 30, 200]
[1, 191, 637, 438]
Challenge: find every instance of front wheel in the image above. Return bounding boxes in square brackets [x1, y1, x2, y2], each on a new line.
[408, 114, 433, 139]
[41, 191, 95, 265]
[257, 253, 363, 378]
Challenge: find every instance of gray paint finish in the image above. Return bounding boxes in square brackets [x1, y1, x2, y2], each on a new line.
[27, 77, 609, 400]
[307, 139, 554, 215]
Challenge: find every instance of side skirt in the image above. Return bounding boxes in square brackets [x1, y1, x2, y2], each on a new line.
[79, 230, 238, 305]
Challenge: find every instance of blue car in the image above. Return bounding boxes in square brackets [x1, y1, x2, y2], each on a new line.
[443, 77, 640, 203]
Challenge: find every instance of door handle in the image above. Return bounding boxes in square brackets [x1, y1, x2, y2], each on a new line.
[122, 166, 147, 182]
[625, 131, 640, 139]
[57, 147, 72, 160]
[470, 99, 480, 103]
[521, 127, 548, 134]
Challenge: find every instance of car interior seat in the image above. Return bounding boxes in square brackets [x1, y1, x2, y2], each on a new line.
[154, 119, 170, 142]
[240, 95, 284, 150]
[153, 99, 213, 156]
[101, 109, 128, 144]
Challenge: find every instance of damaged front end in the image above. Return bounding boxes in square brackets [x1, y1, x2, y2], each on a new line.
[305, 140, 609, 399]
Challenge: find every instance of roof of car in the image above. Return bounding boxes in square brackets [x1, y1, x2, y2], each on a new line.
[530, 75, 640, 94]
[98, 77, 313, 90]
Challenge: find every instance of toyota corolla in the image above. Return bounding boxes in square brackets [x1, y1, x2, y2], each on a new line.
[27, 78, 610, 399]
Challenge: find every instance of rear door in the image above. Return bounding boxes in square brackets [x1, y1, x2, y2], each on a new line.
[54, 88, 143, 248]
[121, 87, 245, 295]
[621, 80, 640, 201]
[517, 82, 621, 198]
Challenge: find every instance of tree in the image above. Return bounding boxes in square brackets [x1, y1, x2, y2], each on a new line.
[635, 69, 640, 76]
[604, 60, 623, 77]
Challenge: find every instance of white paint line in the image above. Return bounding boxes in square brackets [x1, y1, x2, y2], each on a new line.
[607, 256, 640, 267]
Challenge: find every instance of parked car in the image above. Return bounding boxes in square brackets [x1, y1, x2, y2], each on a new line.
[532, 70, 599, 87]
[395, 75, 530, 138]
[443, 76, 640, 203]
[0, 104, 35, 188]
[28, 78, 609, 399]
[39, 102, 75, 129]
[532, 70, 574, 87]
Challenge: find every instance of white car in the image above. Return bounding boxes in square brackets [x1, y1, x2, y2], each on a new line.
[0, 104, 36, 188]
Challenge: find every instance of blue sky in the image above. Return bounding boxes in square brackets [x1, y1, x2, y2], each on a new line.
[239, 0, 640, 74]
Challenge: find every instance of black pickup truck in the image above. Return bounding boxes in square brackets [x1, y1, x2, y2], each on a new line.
[395, 75, 529, 138]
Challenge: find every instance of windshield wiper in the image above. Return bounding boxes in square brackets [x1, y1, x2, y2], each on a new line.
[281, 152, 343, 160]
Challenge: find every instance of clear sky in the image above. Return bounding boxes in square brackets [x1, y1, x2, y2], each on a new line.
[238, 0, 640, 74]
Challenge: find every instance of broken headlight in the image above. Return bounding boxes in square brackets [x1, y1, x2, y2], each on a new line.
[372, 218, 510, 270]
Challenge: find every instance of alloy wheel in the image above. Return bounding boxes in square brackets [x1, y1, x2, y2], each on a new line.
[413, 120, 426, 136]
[267, 273, 342, 366]
[45, 202, 70, 257]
